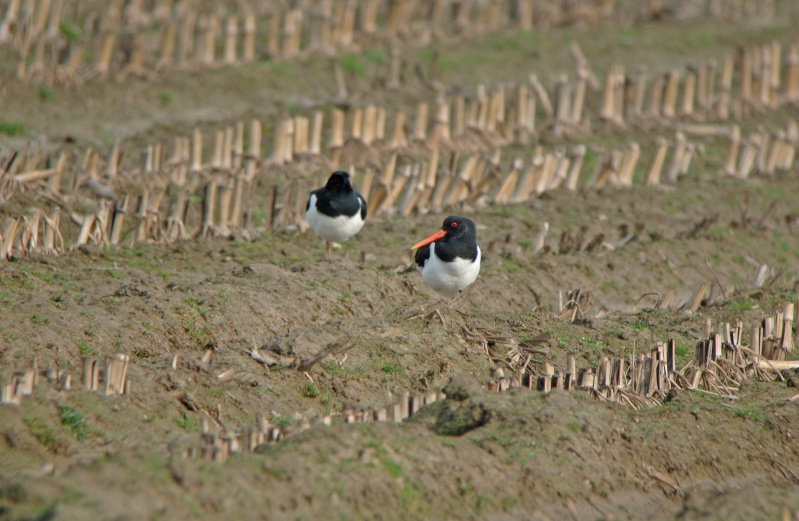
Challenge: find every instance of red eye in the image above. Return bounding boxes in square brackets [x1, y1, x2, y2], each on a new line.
[450, 222, 458, 227]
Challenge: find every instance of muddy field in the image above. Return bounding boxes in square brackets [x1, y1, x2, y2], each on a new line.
[2, 3, 799, 520]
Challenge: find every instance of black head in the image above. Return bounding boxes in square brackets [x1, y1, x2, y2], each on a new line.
[412, 215, 478, 263]
[440, 215, 477, 242]
[325, 171, 353, 193]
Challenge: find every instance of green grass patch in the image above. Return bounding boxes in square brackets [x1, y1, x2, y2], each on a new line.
[499, 257, 523, 273]
[501, 496, 518, 510]
[58, 21, 81, 41]
[728, 406, 769, 424]
[367, 437, 403, 479]
[0, 119, 27, 136]
[599, 279, 617, 292]
[24, 418, 57, 449]
[674, 342, 692, 368]
[339, 53, 365, 76]
[270, 413, 293, 428]
[206, 387, 226, 398]
[321, 361, 364, 379]
[175, 412, 200, 432]
[363, 49, 386, 64]
[58, 405, 87, 441]
[184, 296, 211, 320]
[578, 336, 607, 352]
[727, 298, 755, 313]
[251, 208, 268, 228]
[630, 319, 648, 331]
[31, 313, 49, 325]
[379, 362, 403, 375]
[181, 318, 214, 344]
[74, 339, 95, 356]
[156, 90, 173, 105]
[302, 381, 321, 398]
[107, 268, 127, 280]
[38, 84, 56, 102]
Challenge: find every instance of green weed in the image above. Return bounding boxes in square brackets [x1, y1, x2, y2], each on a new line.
[74, 339, 95, 356]
[501, 496, 518, 510]
[600, 279, 617, 292]
[499, 257, 523, 273]
[363, 49, 386, 64]
[729, 406, 769, 423]
[184, 296, 210, 319]
[207, 388, 226, 398]
[27, 501, 58, 521]
[58, 405, 87, 441]
[175, 412, 200, 432]
[339, 53, 365, 75]
[181, 318, 214, 344]
[270, 413, 293, 428]
[631, 319, 648, 331]
[302, 382, 321, 398]
[379, 362, 403, 375]
[157, 90, 173, 105]
[251, 208, 268, 227]
[674, 343, 692, 368]
[38, 84, 56, 102]
[31, 313, 49, 325]
[58, 21, 81, 41]
[367, 437, 403, 479]
[321, 361, 364, 379]
[107, 269, 127, 280]
[24, 418, 57, 449]
[727, 298, 755, 313]
[579, 336, 606, 351]
[0, 119, 27, 136]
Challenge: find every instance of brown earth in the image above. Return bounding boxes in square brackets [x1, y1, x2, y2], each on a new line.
[2, 12, 799, 521]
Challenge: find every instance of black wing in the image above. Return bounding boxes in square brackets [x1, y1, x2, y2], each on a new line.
[317, 190, 360, 218]
[414, 243, 431, 269]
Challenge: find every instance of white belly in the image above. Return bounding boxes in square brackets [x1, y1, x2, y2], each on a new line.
[305, 195, 365, 243]
[420, 244, 481, 298]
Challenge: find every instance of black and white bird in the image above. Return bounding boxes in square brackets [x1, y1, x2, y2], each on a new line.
[305, 171, 367, 255]
[412, 215, 481, 298]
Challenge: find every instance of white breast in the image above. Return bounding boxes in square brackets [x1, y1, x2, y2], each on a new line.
[305, 194, 365, 243]
[420, 243, 481, 298]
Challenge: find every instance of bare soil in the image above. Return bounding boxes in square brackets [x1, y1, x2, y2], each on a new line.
[2, 14, 799, 521]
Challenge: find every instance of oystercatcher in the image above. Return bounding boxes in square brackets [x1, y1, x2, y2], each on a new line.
[412, 215, 481, 298]
[306, 171, 367, 255]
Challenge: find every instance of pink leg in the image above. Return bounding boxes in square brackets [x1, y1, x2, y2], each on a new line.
[325, 241, 331, 255]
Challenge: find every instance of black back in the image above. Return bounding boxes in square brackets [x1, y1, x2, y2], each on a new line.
[307, 171, 367, 219]
[415, 215, 478, 267]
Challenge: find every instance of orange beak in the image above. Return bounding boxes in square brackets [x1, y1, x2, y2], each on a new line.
[411, 229, 447, 250]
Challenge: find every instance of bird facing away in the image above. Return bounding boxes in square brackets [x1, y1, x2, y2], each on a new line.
[412, 215, 481, 298]
[306, 171, 367, 255]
